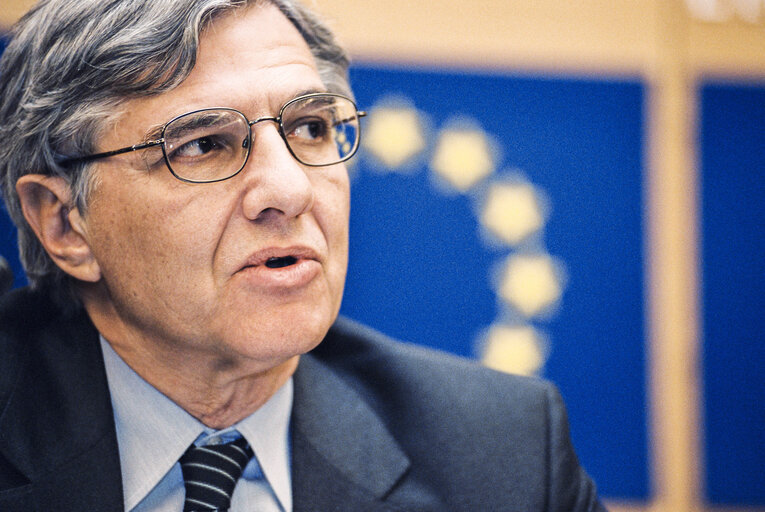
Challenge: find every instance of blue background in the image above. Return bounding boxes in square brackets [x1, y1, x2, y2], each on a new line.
[699, 82, 765, 506]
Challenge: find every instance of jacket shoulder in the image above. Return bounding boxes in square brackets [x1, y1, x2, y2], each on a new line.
[314, 316, 559, 462]
[311, 317, 604, 510]
[0, 288, 43, 406]
[0, 287, 75, 374]
[318, 316, 555, 411]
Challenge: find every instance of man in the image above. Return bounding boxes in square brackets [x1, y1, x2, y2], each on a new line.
[0, 0, 607, 510]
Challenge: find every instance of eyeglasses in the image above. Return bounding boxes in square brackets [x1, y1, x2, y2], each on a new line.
[58, 93, 366, 183]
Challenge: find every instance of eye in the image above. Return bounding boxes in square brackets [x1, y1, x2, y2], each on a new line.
[287, 117, 329, 142]
[171, 135, 226, 159]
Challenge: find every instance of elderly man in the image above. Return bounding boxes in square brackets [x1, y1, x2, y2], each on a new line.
[0, 0, 607, 510]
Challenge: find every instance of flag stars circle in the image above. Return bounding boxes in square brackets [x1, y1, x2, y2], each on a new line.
[481, 182, 545, 245]
[431, 128, 495, 191]
[363, 106, 426, 169]
[481, 325, 546, 376]
[356, 96, 566, 376]
[499, 254, 563, 317]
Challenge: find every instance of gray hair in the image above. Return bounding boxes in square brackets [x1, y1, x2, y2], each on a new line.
[0, 0, 350, 307]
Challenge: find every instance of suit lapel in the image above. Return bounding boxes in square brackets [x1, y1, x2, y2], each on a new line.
[290, 353, 410, 511]
[0, 291, 123, 511]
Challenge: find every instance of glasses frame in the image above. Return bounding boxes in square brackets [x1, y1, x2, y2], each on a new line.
[58, 92, 366, 184]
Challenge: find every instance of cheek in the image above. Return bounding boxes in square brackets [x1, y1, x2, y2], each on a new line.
[315, 171, 350, 297]
[317, 170, 350, 250]
[84, 182, 227, 285]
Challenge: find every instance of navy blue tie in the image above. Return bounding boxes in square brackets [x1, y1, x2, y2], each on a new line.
[179, 436, 254, 511]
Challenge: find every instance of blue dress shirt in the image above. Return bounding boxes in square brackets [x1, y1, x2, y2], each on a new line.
[100, 337, 293, 512]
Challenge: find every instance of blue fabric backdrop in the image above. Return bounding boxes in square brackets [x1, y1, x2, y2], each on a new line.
[700, 81, 765, 506]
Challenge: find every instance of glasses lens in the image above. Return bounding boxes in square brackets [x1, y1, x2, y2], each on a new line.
[281, 95, 360, 166]
[163, 109, 249, 183]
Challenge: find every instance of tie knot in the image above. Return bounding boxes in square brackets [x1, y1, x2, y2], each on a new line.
[179, 436, 254, 512]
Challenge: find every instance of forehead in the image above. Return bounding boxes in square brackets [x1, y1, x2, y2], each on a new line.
[109, 3, 323, 140]
[189, 2, 320, 99]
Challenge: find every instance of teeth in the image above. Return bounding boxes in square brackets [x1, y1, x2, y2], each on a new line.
[265, 256, 297, 269]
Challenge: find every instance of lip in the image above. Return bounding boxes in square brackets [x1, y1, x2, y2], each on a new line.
[236, 245, 322, 289]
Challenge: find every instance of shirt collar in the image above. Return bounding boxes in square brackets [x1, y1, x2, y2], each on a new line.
[100, 336, 293, 512]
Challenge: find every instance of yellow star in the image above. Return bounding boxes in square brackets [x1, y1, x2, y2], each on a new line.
[481, 324, 546, 376]
[499, 254, 562, 317]
[362, 106, 425, 169]
[481, 182, 544, 245]
[431, 128, 494, 191]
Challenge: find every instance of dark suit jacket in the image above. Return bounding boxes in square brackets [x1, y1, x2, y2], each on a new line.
[0, 287, 606, 511]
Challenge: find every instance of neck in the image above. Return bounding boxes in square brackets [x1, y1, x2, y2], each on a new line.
[145, 353, 299, 429]
[82, 292, 299, 430]
[112, 336, 299, 429]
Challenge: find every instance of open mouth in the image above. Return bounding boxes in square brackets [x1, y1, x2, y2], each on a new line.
[265, 256, 298, 269]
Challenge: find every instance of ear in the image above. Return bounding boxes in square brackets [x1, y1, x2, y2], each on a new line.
[16, 174, 101, 283]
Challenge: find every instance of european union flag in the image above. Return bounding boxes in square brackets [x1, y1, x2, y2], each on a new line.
[341, 64, 649, 500]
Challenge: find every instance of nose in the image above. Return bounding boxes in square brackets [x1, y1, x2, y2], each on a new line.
[239, 121, 314, 223]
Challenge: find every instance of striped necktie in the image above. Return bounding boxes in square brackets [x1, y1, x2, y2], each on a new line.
[179, 436, 254, 512]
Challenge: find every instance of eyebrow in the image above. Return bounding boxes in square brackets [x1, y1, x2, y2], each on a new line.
[166, 111, 233, 136]
[143, 123, 165, 143]
[139, 88, 331, 141]
[290, 87, 329, 99]
[274, 88, 330, 112]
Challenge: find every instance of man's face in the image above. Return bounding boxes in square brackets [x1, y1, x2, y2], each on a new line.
[79, 3, 350, 369]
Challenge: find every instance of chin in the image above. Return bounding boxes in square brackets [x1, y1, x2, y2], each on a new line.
[221, 305, 335, 362]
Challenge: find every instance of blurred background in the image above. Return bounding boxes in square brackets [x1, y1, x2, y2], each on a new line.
[1, 1, 763, 511]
